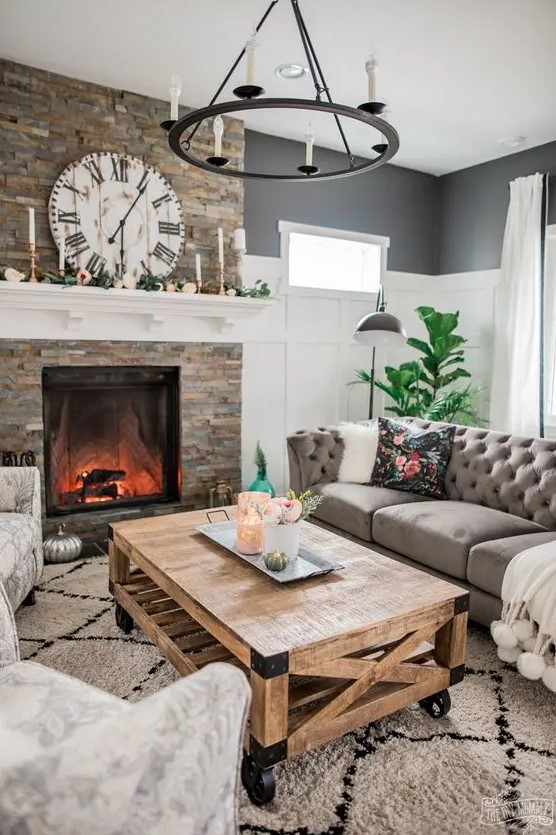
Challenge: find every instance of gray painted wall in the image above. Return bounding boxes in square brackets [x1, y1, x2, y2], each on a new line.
[244, 132, 556, 275]
[437, 141, 556, 274]
[244, 130, 440, 275]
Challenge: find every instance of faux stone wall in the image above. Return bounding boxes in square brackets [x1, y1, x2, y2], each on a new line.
[0, 339, 242, 541]
[0, 59, 244, 286]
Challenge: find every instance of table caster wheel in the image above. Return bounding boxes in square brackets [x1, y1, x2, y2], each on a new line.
[115, 603, 133, 634]
[241, 753, 275, 806]
[420, 688, 451, 718]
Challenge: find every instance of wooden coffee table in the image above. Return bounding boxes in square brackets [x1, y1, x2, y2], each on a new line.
[109, 508, 468, 805]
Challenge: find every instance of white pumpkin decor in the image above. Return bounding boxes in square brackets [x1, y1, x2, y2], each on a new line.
[4, 268, 24, 283]
[43, 524, 83, 564]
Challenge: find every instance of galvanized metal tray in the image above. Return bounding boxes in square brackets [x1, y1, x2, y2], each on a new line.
[195, 519, 343, 583]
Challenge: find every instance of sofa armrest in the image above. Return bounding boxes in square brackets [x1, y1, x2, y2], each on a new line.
[0, 583, 19, 667]
[287, 427, 344, 493]
[0, 662, 250, 835]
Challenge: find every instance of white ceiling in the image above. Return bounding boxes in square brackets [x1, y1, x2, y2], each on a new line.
[1, 0, 555, 175]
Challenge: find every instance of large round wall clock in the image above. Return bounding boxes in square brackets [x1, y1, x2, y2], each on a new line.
[48, 152, 185, 279]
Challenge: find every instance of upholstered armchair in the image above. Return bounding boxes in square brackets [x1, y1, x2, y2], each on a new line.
[0, 581, 250, 835]
[0, 466, 43, 610]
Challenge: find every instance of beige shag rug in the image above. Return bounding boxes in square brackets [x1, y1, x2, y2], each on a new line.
[15, 556, 556, 835]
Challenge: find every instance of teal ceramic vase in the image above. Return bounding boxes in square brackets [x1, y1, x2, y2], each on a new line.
[249, 465, 276, 497]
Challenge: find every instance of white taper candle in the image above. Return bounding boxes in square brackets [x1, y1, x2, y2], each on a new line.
[245, 33, 257, 85]
[169, 74, 181, 121]
[195, 252, 202, 282]
[305, 124, 315, 167]
[213, 115, 224, 157]
[59, 236, 65, 270]
[366, 57, 377, 102]
[217, 228, 224, 265]
[28, 207, 35, 246]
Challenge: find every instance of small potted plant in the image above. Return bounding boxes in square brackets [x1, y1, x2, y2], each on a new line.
[262, 489, 324, 560]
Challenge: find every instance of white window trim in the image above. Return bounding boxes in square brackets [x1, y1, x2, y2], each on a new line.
[278, 220, 389, 301]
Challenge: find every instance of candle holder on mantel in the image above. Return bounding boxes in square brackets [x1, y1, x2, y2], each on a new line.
[218, 263, 225, 296]
[28, 243, 38, 282]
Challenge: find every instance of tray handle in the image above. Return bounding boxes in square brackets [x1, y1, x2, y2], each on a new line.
[206, 509, 230, 524]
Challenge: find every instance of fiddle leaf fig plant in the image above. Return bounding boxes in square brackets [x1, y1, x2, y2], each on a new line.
[354, 306, 484, 426]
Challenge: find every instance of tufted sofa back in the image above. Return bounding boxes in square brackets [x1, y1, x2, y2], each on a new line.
[287, 420, 556, 530]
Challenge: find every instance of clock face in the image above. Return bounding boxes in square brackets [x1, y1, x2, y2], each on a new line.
[48, 152, 185, 279]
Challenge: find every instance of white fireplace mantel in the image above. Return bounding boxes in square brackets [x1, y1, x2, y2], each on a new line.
[0, 281, 274, 341]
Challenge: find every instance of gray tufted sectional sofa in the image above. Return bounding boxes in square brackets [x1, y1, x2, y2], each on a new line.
[287, 419, 556, 626]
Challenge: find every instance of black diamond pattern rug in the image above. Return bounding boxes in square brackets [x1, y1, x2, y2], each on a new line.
[15, 557, 556, 835]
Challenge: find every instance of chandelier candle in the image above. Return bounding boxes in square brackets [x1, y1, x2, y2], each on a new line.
[245, 32, 257, 85]
[366, 57, 378, 102]
[213, 115, 224, 156]
[305, 124, 315, 166]
[169, 74, 181, 121]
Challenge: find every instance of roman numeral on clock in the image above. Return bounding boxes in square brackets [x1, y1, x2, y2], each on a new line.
[137, 170, 150, 192]
[62, 181, 82, 197]
[110, 156, 128, 182]
[57, 210, 80, 225]
[84, 159, 104, 186]
[65, 232, 89, 256]
[85, 252, 107, 276]
[158, 221, 181, 236]
[152, 192, 171, 210]
[152, 241, 176, 267]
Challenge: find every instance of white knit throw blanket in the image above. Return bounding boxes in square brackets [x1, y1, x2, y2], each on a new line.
[490, 541, 556, 692]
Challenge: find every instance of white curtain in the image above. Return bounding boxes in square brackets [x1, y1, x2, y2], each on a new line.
[490, 173, 544, 435]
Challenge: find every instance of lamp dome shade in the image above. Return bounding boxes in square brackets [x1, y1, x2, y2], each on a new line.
[353, 311, 407, 347]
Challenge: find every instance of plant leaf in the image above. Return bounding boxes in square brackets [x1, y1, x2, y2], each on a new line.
[406, 337, 432, 357]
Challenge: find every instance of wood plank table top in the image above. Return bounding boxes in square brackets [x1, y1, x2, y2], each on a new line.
[110, 507, 466, 661]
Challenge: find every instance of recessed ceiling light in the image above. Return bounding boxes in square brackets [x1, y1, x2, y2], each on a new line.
[275, 63, 308, 80]
[500, 136, 526, 149]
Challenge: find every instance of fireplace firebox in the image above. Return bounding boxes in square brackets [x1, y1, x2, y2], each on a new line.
[43, 366, 180, 516]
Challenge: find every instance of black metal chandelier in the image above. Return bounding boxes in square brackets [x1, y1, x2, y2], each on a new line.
[161, 0, 399, 182]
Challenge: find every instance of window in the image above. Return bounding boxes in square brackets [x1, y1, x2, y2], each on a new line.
[279, 221, 388, 295]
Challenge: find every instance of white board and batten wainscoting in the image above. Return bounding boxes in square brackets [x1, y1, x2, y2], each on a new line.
[242, 249, 499, 494]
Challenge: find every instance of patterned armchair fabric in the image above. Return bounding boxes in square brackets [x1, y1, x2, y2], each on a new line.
[0, 657, 250, 835]
[0, 582, 19, 667]
[0, 467, 43, 610]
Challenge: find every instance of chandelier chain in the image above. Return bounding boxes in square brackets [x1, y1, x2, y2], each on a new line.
[182, 0, 280, 149]
[290, 0, 356, 167]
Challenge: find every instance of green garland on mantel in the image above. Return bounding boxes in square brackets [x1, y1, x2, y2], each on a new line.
[0, 265, 272, 298]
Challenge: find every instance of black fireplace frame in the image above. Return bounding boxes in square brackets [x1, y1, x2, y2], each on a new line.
[42, 365, 181, 516]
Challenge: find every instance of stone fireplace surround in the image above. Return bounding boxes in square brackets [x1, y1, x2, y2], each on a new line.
[0, 338, 242, 543]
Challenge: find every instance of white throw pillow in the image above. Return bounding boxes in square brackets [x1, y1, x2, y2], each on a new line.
[337, 421, 378, 484]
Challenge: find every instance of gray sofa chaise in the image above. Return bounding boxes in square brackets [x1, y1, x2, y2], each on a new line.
[287, 419, 556, 626]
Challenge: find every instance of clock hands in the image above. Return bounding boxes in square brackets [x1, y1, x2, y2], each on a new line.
[107, 182, 147, 247]
[119, 225, 125, 278]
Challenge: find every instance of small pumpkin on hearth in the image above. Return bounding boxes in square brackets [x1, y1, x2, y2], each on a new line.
[43, 524, 83, 564]
[263, 549, 288, 572]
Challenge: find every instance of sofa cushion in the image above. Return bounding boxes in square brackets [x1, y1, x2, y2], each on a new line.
[312, 482, 430, 542]
[467, 531, 556, 597]
[372, 418, 455, 498]
[372, 500, 547, 580]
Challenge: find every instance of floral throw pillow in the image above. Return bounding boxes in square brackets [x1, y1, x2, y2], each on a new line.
[371, 418, 455, 498]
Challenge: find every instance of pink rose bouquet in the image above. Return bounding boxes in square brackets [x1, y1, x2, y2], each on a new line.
[262, 490, 324, 526]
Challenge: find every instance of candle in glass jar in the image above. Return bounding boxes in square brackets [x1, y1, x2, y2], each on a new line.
[235, 491, 270, 555]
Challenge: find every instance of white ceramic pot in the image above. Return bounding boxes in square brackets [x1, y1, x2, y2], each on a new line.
[264, 522, 301, 560]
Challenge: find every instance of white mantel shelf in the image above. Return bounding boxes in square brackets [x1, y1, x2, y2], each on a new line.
[0, 281, 274, 336]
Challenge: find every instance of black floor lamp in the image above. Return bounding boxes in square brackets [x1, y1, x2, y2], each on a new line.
[353, 285, 407, 419]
